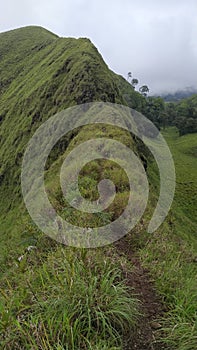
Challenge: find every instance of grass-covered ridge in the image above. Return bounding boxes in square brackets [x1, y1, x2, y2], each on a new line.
[0, 26, 196, 349]
[0, 26, 145, 349]
[0, 26, 144, 251]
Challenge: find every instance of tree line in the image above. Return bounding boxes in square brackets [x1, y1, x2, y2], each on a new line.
[127, 72, 197, 136]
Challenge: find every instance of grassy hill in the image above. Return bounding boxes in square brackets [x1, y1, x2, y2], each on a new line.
[0, 26, 146, 349]
[0, 26, 196, 350]
[0, 26, 145, 259]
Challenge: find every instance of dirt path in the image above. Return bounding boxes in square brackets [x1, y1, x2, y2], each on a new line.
[116, 238, 168, 350]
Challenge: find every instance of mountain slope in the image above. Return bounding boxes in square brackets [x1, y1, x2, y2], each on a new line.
[0, 26, 196, 350]
[0, 26, 144, 216]
[0, 26, 148, 350]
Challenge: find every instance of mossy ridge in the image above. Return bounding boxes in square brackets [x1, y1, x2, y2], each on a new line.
[0, 26, 144, 217]
[0, 26, 145, 265]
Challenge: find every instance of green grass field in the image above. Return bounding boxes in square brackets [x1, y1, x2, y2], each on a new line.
[139, 127, 197, 350]
[163, 128, 197, 229]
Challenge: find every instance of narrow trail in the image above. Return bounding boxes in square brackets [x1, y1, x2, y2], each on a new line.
[116, 238, 168, 350]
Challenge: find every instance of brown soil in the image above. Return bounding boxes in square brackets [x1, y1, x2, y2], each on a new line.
[115, 238, 169, 350]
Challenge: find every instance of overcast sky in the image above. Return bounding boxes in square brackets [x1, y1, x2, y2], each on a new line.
[1, 0, 197, 94]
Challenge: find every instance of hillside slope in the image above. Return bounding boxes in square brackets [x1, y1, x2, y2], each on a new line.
[0, 26, 144, 216]
[0, 27, 196, 350]
[0, 26, 149, 350]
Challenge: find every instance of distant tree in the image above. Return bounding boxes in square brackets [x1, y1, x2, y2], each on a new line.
[165, 102, 177, 125]
[159, 111, 168, 129]
[127, 72, 132, 81]
[184, 117, 197, 134]
[174, 116, 197, 136]
[144, 96, 165, 129]
[131, 78, 139, 89]
[163, 94, 197, 136]
[173, 116, 187, 135]
[139, 85, 149, 97]
[177, 100, 195, 118]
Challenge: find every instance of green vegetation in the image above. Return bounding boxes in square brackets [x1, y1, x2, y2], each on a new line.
[139, 127, 197, 349]
[0, 26, 144, 258]
[127, 72, 197, 135]
[0, 26, 143, 349]
[0, 246, 138, 349]
[0, 26, 196, 349]
[145, 94, 197, 135]
[126, 69, 197, 135]
[173, 95, 197, 135]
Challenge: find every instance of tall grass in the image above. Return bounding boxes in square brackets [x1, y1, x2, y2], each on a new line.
[139, 127, 197, 349]
[0, 247, 139, 349]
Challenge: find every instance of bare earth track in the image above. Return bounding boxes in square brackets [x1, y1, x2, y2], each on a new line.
[116, 238, 169, 350]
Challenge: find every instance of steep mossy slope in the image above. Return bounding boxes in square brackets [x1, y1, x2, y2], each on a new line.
[0, 26, 145, 349]
[0, 26, 144, 215]
[0, 26, 147, 267]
